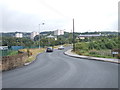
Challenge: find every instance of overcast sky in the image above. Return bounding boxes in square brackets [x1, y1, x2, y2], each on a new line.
[1, 0, 119, 32]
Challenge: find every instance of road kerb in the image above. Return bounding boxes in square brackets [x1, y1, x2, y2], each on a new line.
[64, 49, 120, 64]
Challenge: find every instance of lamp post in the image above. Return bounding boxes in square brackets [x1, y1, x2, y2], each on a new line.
[39, 23, 45, 49]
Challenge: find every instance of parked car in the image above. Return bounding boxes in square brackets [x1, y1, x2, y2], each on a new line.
[58, 46, 64, 50]
[46, 47, 53, 52]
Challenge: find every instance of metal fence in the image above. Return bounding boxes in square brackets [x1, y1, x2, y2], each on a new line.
[1, 46, 40, 57]
[1, 49, 18, 57]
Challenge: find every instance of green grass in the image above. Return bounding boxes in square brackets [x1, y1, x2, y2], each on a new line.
[20, 48, 45, 63]
[8, 51, 18, 56]
[90, 54, 117, 59]
[75, 49, 118, 59]
[25, 56, 35, 63]
[2, 50, 18, 56]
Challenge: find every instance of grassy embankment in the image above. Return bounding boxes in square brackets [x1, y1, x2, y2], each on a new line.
[74, 49, 117, 59]
[3, 44, 71, 63]
[20, 48, 45, 63]
[74, 42, 118, 59]
[8, 51, 18, 56]
[1, 50, 18, 56]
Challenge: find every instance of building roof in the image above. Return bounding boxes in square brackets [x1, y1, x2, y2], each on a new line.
[78, 34, 101, 37]
[46, 35, 55, 38]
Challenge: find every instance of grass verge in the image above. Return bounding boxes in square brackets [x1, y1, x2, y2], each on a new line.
[20, 48, 45, 63]
[75, 49, 118, 59]
[2, 50, 18, 56]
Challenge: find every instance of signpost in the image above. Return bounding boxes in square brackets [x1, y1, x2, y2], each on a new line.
[111, 49, 120, 57]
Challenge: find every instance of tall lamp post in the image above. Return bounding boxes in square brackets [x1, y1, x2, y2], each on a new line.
[39, 23, 45, 49]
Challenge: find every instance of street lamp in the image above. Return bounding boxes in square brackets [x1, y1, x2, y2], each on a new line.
[39, 23, 45, 49]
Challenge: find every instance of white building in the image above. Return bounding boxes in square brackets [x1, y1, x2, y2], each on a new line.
[0, 46, 8, 50]
[15, 33, 23, 38]
[77, 34, 101, 39]
[46, 35, 57, 40]
[54, 30, 64, 35]
[30, 31, 39, 40]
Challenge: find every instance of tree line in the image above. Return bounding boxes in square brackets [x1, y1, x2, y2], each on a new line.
[75, 36, 119, 51]
[2, 33, 73, 48]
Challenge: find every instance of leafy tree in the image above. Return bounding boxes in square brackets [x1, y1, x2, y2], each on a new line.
[2, 37, 34, 47]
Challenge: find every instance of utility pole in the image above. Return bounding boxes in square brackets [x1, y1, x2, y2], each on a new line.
[73, 18, 75, 51]
[39, 24, 40, 49]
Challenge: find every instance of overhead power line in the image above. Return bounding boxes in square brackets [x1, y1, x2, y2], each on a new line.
[39, 0, 72, 19]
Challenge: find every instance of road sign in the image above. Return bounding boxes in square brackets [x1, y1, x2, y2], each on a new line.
[112, 52, 118, 54]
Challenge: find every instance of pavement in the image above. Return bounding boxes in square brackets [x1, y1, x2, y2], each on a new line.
[64, 49, 120, 64]
[2, 47, 118, 88]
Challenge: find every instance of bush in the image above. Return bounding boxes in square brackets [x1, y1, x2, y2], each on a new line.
[75, 42, 88, 51]
[118, 54, 120, 59]
[75, 50, 83, 55]
[89, 50, 98, 55]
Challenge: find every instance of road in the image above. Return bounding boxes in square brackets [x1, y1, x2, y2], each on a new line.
[2, 47, 118, 88]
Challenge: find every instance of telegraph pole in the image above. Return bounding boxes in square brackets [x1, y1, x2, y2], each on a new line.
[39, 24, 40, 49]
[73, 18, 75, 51]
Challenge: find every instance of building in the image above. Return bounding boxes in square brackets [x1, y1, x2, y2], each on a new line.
[15, 33, 23, 38]
[30, 31, 39, 40]
[0, 46, 8, 50]
[46, 34, 57, 40]
[54, 30, 64, 36]
[77, 34, 101, 39]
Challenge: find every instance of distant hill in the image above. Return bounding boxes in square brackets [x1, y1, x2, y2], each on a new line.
[40, 31, 54, 36]
[76, 31, 118, 35]
[1, 31, 118, 37]
[1, 32, 31, 37]
[1, 32, 16, 37]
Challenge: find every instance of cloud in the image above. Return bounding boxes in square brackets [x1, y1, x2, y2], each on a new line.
[1, 0, 118, 32]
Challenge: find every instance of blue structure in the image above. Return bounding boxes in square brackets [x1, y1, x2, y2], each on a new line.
[11, 46, 24, 50]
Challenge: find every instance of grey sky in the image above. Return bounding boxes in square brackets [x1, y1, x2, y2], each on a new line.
[1, 0, 119, 32]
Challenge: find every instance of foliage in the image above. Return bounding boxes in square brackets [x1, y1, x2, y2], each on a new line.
[85, 36, 117, 50]
[75, 35, 118, 59]
[2, 37, 34, 47]
[20, 48, 45, 63]
[87, 36, 118, 50]
[75, 42, 88, 51]
[2, 50, 18, 56]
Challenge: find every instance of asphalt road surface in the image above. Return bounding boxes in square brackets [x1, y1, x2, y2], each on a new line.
[2, 47, 118, 88]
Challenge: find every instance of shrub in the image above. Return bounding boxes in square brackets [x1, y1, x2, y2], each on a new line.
[75, 42, 88, 51]
[89, 50, 98, 55]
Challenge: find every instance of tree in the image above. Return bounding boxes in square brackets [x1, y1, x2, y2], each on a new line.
[105, 42, 114, 49]
[2, 37, 34, 47]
